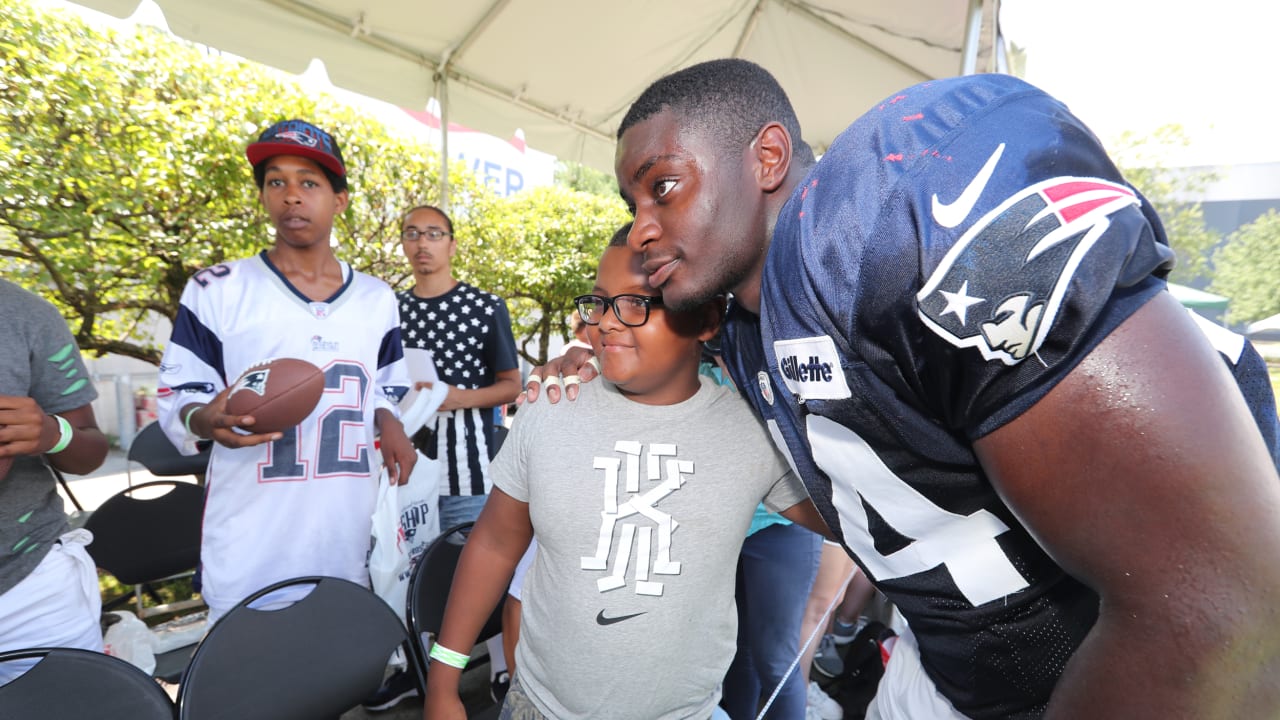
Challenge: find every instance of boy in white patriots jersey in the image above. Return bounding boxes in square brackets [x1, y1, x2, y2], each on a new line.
[155, 119, 416, 624]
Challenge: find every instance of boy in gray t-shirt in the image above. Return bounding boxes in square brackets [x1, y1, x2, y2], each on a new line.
[423, 227, 827, 720]
[0, 279, 110, 681]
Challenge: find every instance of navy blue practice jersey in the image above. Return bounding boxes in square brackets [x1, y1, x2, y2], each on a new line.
[722, 74, 1280, 719]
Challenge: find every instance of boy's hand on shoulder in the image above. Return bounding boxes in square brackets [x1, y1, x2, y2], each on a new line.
[521, 346, 599, 404]
[375, 410, 415, 485]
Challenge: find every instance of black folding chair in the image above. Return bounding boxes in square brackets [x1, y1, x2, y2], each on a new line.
[0, 647, 175, 720]
[406, 522, 506, 718]
[128, 420, 210, 485]
[176, 576, 408, 720]
[84, 478, 205, 681]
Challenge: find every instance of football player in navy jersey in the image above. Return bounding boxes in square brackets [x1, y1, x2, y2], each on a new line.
[527, 61, 1280, 719]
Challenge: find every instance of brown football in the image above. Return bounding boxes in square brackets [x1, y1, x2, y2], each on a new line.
[0, 456, 11, 483]
[224, 358, 325, 434]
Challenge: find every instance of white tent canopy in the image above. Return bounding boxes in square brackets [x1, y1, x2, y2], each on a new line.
[74, 0, 1003, 176]
[1247, 313, 1280, 342]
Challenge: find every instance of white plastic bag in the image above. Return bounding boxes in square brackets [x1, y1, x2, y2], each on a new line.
[369, 382, 448, 621]
[368, 477, 410, 619]
[102, 610, 158, 675]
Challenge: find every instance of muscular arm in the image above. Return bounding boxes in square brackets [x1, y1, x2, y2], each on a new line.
[424, 488, 533, 718]
[976, 292, 1280, 718]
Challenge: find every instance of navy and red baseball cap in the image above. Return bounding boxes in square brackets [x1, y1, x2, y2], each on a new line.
[246, 119, 346, 184]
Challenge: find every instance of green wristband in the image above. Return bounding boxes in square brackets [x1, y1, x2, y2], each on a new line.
[428, 643, 469, 669]
[48, 415, 73, 454]
[183, 404, 206, 439]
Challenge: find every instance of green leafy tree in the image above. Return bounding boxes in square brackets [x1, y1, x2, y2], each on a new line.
[457, 186, 629, 365]
[1210, 209, 1280, 324]
[555, 160, 618, 198]
[1111, 125, 1219, 285]
[0, 0, 492, 363]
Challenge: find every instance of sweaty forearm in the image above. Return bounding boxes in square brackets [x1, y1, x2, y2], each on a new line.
[1046, 604, 1280, 719]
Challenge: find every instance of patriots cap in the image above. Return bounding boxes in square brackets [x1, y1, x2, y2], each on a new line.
[246, 119, 346, 178]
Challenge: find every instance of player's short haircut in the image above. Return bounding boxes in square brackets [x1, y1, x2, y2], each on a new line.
[609, 221, 633, 248]
[403, 204, 454, 236]
[618, 58, 814, 164]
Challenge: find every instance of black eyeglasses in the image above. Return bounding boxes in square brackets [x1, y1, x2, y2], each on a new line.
[574, 293, 664, 328]
[401, 227, 453, 242]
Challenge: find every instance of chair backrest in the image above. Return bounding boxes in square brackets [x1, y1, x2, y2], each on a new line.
[176, 576, 407, 720]
[406, 522, 505, 686]
[0, 647, 175, 720]
[129, 420, 210, 478]
[84, 480, 204, 586]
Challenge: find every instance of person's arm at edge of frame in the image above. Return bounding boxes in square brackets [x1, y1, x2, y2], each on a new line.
[0, 398, 108, 476]
[519, 345, 599, 404]
[423, 487, 533, 720]
[976, 291, 1280, 718]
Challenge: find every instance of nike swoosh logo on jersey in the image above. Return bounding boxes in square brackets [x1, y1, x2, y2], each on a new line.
[930, 143, 1006, 229]
[596, 610, 646, 626]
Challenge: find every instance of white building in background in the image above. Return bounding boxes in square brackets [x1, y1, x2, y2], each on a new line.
[1194, 162, 1280, 239]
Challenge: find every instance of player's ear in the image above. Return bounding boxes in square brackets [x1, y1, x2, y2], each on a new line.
[696, 295, 727, 342]
[753, 123, 792, 193]
[334, 189, 350, 215]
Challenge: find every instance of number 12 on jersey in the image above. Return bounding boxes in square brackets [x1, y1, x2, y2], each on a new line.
[259, 362, 372, 481]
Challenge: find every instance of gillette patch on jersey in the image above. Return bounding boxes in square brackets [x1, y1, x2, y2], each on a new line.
[773, 336, 851, 401]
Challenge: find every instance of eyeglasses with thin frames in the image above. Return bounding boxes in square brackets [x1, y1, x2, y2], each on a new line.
[401, 227, 453, 242]
[574, 293, 664, 328]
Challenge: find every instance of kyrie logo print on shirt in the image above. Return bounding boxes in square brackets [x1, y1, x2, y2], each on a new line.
[581, 441, 689, 596]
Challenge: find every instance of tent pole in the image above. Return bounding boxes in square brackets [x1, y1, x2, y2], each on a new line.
[960, 0, 985, 75]
[434, 71, 450, 213]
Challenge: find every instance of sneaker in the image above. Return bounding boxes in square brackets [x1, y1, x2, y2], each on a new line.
[491, 670, 511, 704]
[807, 681, 844, 720]
[812, 633, 844, 678]
[362, 668, 420, 712]
[805, 705, 827, 720]
[831, 616, 868, 645]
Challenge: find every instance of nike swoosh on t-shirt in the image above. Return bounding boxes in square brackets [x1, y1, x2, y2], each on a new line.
[596, 610, 646, 626]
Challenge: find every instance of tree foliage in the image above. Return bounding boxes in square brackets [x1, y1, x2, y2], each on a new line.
[1210, 210, 1280, 324]
[1110, 125, 1219, 285]
[0, 0, 592, 366]
[555, 160, 618, 198]
[457, 186, 629, 365]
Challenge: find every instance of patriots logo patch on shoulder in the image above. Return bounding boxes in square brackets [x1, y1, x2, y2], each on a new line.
[917, 176, 1138, 365]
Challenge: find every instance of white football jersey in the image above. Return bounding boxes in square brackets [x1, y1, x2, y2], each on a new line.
[156, 251, 411, 618]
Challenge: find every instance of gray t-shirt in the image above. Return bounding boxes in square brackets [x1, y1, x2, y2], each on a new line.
[493, 377, 808, 720]
[0, 280, 97, 595]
